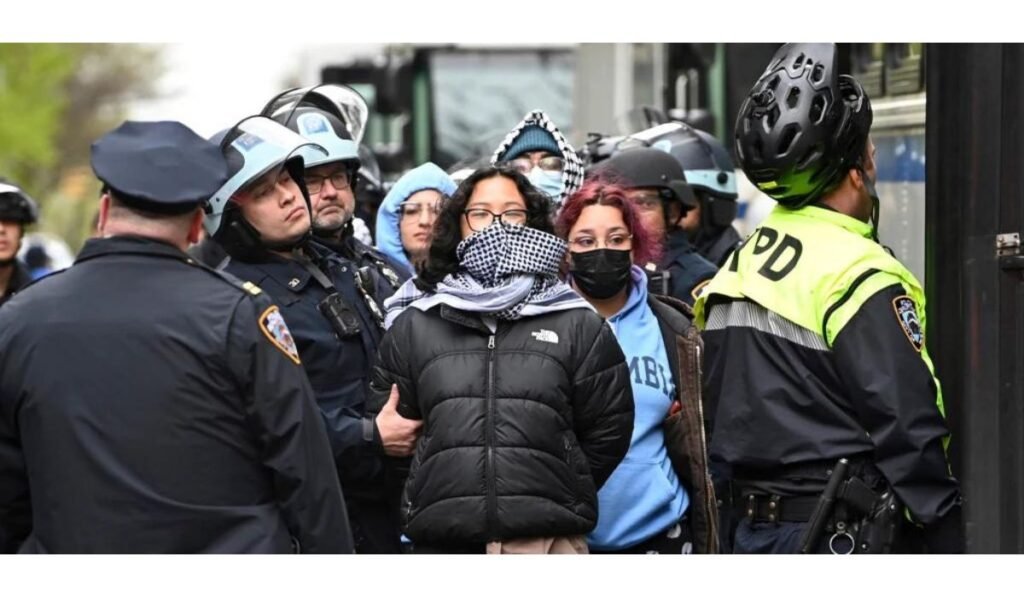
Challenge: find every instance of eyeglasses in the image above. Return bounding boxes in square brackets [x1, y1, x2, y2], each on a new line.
[463, 208, 528, 231]
[629, 190, 667, 213]
[305, 170, 351, 194]
[568, 233, 633, 252]
[507, 155, 564, 175]
[399, 201, 442, 220]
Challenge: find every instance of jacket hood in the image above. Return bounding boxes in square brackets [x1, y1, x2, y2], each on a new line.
[490, 109, 584, 209]
[375, 162, 456, 275]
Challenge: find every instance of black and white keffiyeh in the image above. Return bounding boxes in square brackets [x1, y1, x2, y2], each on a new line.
[383, 223, 593, 329]
[490, 109, 585, 208]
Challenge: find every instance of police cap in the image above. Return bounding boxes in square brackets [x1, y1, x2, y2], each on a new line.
[91, 120, 229, 215]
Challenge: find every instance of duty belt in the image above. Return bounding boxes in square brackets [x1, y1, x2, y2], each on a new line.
[737, 494, 821, 523]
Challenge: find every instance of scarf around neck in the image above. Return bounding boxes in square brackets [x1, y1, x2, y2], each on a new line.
[383, 223, 593, 329]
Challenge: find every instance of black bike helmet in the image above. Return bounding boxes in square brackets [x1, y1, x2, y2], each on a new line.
[734, 43, 872, 208]
[0, 180, 39, 225]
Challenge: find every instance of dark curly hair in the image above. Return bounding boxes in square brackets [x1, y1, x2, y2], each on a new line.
[416, 165, 554, 290]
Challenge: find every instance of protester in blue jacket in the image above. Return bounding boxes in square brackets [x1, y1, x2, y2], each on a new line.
[375, 163, 457, 277]
[557, 179, 718, 554]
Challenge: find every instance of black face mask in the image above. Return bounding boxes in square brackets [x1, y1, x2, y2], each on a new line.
[569, 249, 632, 300]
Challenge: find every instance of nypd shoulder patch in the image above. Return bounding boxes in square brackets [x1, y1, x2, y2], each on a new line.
[259, 306, 301, 364]
[892, 295, 924, 352]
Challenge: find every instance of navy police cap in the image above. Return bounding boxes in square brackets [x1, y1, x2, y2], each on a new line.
[90, 120, 229, 214]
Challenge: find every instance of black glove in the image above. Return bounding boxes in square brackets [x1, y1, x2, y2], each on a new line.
[922, 503, 965, 553]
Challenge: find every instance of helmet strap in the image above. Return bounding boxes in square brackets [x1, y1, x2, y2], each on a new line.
[857, 165, 882, 244]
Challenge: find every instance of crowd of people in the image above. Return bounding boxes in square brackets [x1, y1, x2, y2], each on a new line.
[0, 43, 963, 554]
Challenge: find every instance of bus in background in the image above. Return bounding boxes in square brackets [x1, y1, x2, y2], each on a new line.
[320, 44, 575, 183]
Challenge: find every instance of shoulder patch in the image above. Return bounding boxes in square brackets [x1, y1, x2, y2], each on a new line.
[691, 279, 711, 301]
[259, 306, 302, 364]
[892, 295, 924, 352]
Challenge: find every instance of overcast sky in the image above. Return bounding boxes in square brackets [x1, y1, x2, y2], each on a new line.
[128, 43, 386, 138]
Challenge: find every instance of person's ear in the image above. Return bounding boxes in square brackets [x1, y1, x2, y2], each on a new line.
[849, 167, 866, 192]
[186, 208, 205, 245]
[97, 193, 112, 235]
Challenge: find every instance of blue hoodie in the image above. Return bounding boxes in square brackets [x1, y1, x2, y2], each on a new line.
[375, 163, 457, 277]
[587, 265, 689, 551]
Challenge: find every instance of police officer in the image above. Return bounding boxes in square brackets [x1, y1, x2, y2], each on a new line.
[203, 116, 420, 554]
[592, 147, 718, 306]
[261, 84, 408, 294]
[0, 121, 352, 553]
[0, 180, 39, 307]
[694, 43, 964, 554]
[623, 123, 744, 267]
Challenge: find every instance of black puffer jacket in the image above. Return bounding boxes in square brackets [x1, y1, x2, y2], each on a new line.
[368, 304, 634, 545]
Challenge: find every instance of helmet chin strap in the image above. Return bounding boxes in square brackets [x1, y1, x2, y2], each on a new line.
[858, 166, 893, 255]
[263, 228, 311, 253]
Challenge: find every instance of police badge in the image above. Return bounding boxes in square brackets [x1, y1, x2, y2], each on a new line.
[892, 295, 924, 352]
[259, 306, 302, 364]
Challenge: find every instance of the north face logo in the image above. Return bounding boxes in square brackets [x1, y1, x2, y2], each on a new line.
[531, 330, 559, 344]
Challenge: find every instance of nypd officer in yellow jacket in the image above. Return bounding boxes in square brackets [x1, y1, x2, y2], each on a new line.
[694, 43, 964, 554]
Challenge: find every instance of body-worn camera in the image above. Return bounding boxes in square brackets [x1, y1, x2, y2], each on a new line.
[318, 293, 361, 338]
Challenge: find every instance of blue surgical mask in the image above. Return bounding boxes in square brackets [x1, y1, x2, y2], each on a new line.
[528, 167, 564, 203]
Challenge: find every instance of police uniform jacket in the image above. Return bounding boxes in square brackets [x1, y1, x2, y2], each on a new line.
[221, 241, 389, 500]
[317, 232, 410, 296]
[0, 261, 31, 308]
[0, 236, 351, 553]
[658, 230, 718, 306]
[695, 225, 743, 269]
[694, 205, 961, 527]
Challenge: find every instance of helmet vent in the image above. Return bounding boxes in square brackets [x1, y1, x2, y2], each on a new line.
[763, 105, 781, 131]
[811, 63, 826, 84]
[792, 53, 806, 70]
[786, 87, 801, 110]
[810, 94, 828, 124]
[797, 144, 823, 170]
[777, 123, 801, 156]
[749, 137, 764, 162]
[767, 74, 781, 91]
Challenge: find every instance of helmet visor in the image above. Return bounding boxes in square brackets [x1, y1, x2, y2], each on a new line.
[204, 116, 326, 235]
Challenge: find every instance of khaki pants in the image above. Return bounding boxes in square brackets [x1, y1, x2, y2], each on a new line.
[485, 535, 589, 554]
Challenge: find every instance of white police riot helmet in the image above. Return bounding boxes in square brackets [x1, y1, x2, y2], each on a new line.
[204, 116, 327, 238]
[261, 84, 368, 170]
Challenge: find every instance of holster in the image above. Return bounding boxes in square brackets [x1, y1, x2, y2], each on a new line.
[832, 474, 903, 554]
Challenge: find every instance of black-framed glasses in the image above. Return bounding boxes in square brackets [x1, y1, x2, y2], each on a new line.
[568, 233, 633, 252]
[507, 155, 564, 175]
[305, 170, 351, 194]
[399, 201, 443, 220]
[463, 208, 528, 231]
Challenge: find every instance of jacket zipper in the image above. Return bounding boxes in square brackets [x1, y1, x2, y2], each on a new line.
[486, 333, 497, 538]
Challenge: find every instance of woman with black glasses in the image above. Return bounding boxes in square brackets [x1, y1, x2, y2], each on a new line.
[368, 165, 635, 554]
